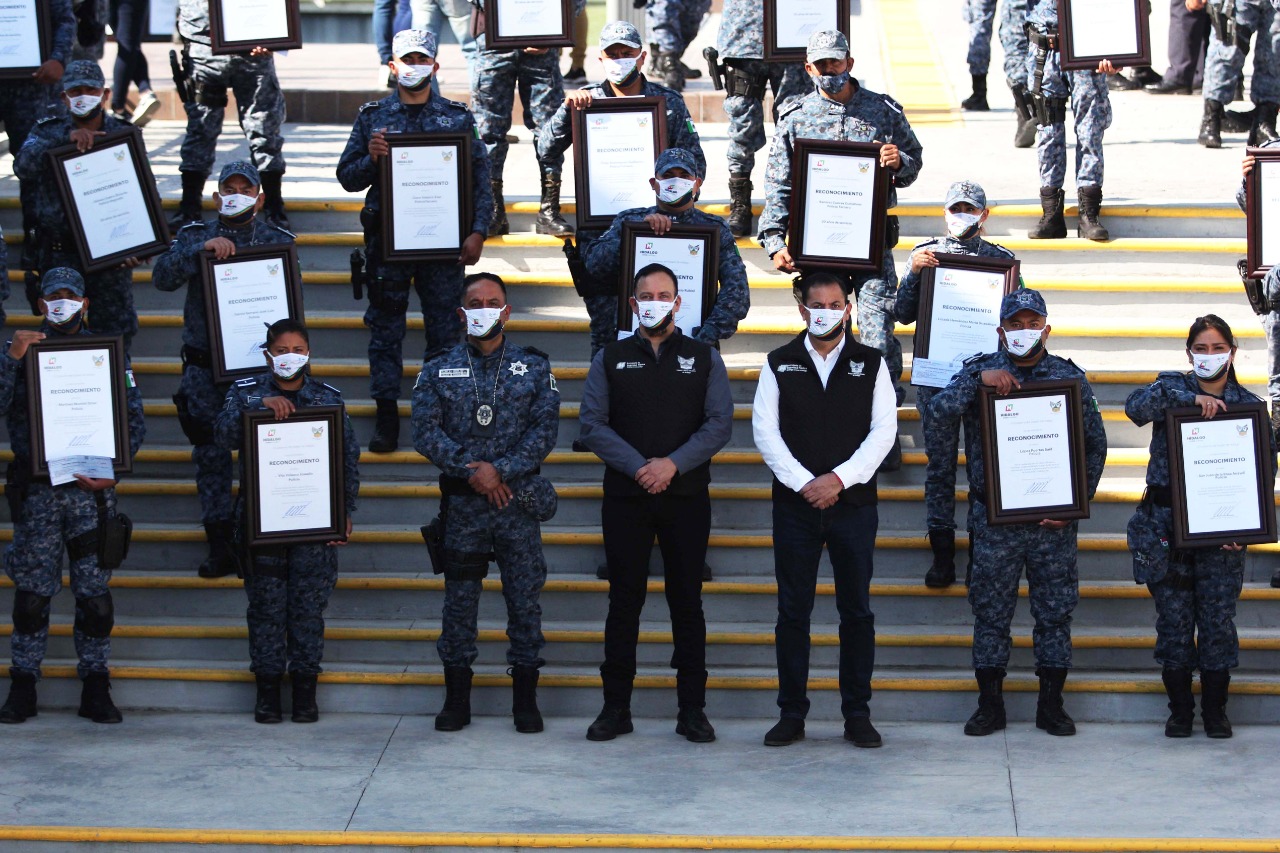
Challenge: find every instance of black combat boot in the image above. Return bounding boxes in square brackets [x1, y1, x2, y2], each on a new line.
[586, 704, 633, 741]
[488, 179, 509, 237]
[1252, 102, 1280, 146]
[0, 669, 37, 724]
[964, 667, 1006, 736]
[924, 528, 956, 588]
[510, 665, 543, 733]
[1161, 667, 1194, 738]
[1035, 666, 1076, 736]
[1029, 187, 1067, 239]
[368, 399, 400, 453]
[1199, 99, 1224, 148]
[1225, 106, 1255, 133]
[198, 520, 240, 578]
[727, 175, 753, 237]
[676, 707, 716, 743]
[656, 51, 685, 91]
[435, 665, 473, 731]
[1200, 669, 1233, 738]
[961, 74, 989, 111]
[170, 171, 207, 228]
[259, 171, 290, 230]
[535, 173, 573, 236]
[1076, 186, 1110, 242]
[254, 674, 283, 724]
[291, 675, 319, 723]
[78, 672, 123, 724]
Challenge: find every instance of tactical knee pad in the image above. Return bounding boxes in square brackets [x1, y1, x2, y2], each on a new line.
[12, 591, 51, 635]
[75, 592, 115, 639]
[443, 549, 491, 581]
[193, 82, 229, 108]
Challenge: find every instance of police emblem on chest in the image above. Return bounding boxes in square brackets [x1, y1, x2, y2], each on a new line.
[848, 361, 865, 377]
[677, 356, 696, 374]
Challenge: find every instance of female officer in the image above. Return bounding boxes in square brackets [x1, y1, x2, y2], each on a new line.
[1125, 315, 1276, 739]
[215, 319, 361, 724]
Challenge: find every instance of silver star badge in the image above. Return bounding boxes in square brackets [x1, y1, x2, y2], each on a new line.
[508, 360, 528, 376]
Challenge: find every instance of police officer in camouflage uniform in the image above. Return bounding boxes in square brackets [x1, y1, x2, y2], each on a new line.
[712, 0, 808, 236]
[928, 289, 1107, 738]
[337, 29, 492, 454]
[893, 181, 1017, 589]
[214, 318, 361, 724]
[963, 0, 998, 110]
[1198, 0, 1280, 148]
[14, 61, 143, 354]
[646, 0, 712, 91]
[411, 273, 560, 734]
[1024, 0, 1115, 242]
[0, 268, 145, 725]
[583, 148, 750, 347]
[1000, 0, 1039, 147]
[170, 0, 289, 228]
[1126, 315, 1276, 739]
[760, 29, 924, 468]
[153, 159, 298, 580]
[539, 20, 705, 357]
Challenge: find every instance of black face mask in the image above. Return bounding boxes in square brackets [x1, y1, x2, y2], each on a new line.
[220, 206, 256, 226]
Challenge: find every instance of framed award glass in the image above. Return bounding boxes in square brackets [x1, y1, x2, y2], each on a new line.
[1245, 145, 1280, 279]
[200, 244, 304, 384]
[788, 139, 889, 273]
[208, 0, 303, 53]
[0, 0, 51, 79]
[763, 0, 850, 62]
[570, 98, 667, 231]
[912, 255, 1020, 389]
[482, 0, 573, 49]
[1057, 0, 1152, 71]
[241, 406, 347, 547]
[617, 221, 719, 337]
[379, 132, 473, 262]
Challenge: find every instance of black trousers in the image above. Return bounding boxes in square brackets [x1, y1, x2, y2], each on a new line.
[1164, 0, 1210, 88]
[600, 490, 710, 710]
[109, 0, 151, 111]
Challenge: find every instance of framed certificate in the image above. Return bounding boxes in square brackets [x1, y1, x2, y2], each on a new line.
[209, 0, 302, 53]
[47, 129, 169, 273]
[978, 379, 1091, 525]
[616, 221, 719, 337]
[1245, 145, 1280, 279]
[570, 98, 667, 231]
[482, 0, 573, 49]
[788, 139, 888, 273]
[1057, 0, 1151, 71]
[0, 0, 51, 79]
[1165, 404, 1277, 549]
[200, 244, 304, 384]
[241, 406, 347, 547]
[763, 0, 850, 63]
[379, 132, 473, 262]
[144, 0, 178, 40]
[912, 255, 1020, 389]
[25, 335, 133, 478]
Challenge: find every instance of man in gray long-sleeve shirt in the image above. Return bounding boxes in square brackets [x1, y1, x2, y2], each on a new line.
[578, 262, 733, 744]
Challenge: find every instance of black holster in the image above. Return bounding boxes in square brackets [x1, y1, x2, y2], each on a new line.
[1209, 2, 1237, 46]
[67, 492, 132, 570]
[1240, 258, 1271, 315]
[884, 215, 900, 251]
[703, 47, 725, 91]
[351, 248, 366, 301]
[434, 477, 495, 580]
[1010, 83, 1035, 122]
[169, 48, 191, 103]
[722, 58, 767, 100]
[5, 461, 30, 522]
[563, 237, 611, 298]
[360, 207, 410, 310]
[422, 497, 447, 575]
[174, 346, 220, 445]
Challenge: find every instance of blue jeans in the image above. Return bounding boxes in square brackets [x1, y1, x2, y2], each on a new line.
[374, 0, 413, 63]
[772, 496, 878, 720]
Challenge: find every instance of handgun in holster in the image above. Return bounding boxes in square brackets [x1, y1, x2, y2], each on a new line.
[421, 497, 447, 574]
[5, 461, 30, 522]
[169, 46, 191, 105]
[1209, 1, 1237, 46]
[562, 237, 597, 298]
[1025, 23, 1066, 127]
[1010, 84, 1035, 123]
[350, 248, 366, 301]
[66, 492, 133, 571]
[1239, 257, 1271, 314]
[704, 47, 726, 91]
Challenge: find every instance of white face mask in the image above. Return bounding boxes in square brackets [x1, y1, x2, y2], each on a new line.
[464, 306, 505, 339]
[218, 193, 257, 217]
[945, 211, 982, 240]
[1191, 351, 1232, 380]
[67, 94, 102, 117]
[44, 298, 83, 325]
[656, 176, 696, 205]
[806, 307, 846, 338]
[602, 56, 638, 84]
[635, 300, 675, 329]
[396, 62, 433, 89]
[271, 352, 309, 380]
[1004, 327, 1042, 357]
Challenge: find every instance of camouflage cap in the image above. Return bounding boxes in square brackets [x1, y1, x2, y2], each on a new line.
[62, 59, 105, 92]
[392, 28, 437, 59]
[599, 20, 643, 49]
[41, 267, 86, 297]
[513, 475, 558, 522]
[1000, 288, 1048, 320]
[654, 147, 703, 179]
[217, 159, 260, 187]
[944, 180, 987, 211]
[807, 29, 850, 63]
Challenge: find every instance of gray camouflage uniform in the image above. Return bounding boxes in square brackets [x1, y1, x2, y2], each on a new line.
[1000, 0, 1030, 88]
[1203, 0, 1280, 106]
[411, 339, 560, 668]
[337, 92, 492, 402]
[646, 0, 712, 55]
[214, 372, 361, 677]
[1125, 371, 1276, 671]
[928, 349, 1108, 670]
[966, 0, 999, 76]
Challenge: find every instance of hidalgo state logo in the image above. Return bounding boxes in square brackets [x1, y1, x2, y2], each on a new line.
[1238, 423, 1251, 436]
[1050, 400, 1063, 413]
[858, 161, 871, 173]
[312, 425, 325, 438]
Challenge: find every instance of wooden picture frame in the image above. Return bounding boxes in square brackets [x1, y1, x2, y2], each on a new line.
[1245, 145, 1280, 280]
[978, 379, 1090, 525]
[763, 0, 850, 63]
[378, 132, 473, 263]
[788, 138, 889, 273]
[1165, 403, 1277, 549]
[1057, 0, 1152, 71]
[241, 406, 347, 547]
[482, 0, 573, 50]
[208, 0, 303, 54]
[200, 243, 305, 385]
[617, 221, 720, 337]
[570, 97, 667, 231]
[0, 0, 52, 79]
[912, 254, 1020, 389]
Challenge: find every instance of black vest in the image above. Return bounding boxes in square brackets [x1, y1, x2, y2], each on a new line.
[767, 331, 882, 506]
[601, 332, 715, 497]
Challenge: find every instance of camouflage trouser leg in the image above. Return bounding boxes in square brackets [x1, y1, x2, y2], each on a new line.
[365, 283, 413, 401]
[84, 266, 139, 355]
[916, 386, 961, 531]
[1032, 49, 1111, 190]
[245, 544, 339, 676]
[180, 52, 232, 175]
[1203, 32, 1244, 104]
[227, 54, 287, 173]
[965, 0, 998, 76]
[999, 0, 1029, 88]
[1148, 548, 1245, 671]
[724, 60, 807, 176]
[473, 50, 519, 180]
[646, 0, 684, 53]
[674, 0, 712, 53]
[414, 262, 466, 356]
[853, 251, 904, 404]
[182, 365, 235, 524]
[1265, 312, 1280, 414]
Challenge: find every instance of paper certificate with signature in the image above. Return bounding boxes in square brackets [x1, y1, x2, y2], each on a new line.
[585, 111, 659, 218]
[494, 0, 561, 38]
[913, 266, 1005, 389]
[211, 257, 290, 373]
[1178, 417, 1263, 536]
[253, 419, 333, 534]
[60, 140, 157, 260]
[37, 346, 119, 462]
[218, 0, 290, 42]
[0, 0, 42, 69]
[388, 142, 462, 252]
[1065, 0, 1139, 58]
[773, 0, 836, 49]
[992, 394, 1075, 511]
[800, 152, 875, 262]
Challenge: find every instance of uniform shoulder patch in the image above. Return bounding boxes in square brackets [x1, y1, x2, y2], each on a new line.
[522, 346, 550, 361]
[423, 345, 452, 364]
[358, 100, 382, 113]
[267, 223, 297, 239]
[235, 376, 259, 386]
[323, 382, 343, 396]
[778, 99, 805, 120]
[178, 221, 207, 234]
[880, 94, 904, 114]
[1062, 357, 1086, 375]
[988, 242, 1015, 258]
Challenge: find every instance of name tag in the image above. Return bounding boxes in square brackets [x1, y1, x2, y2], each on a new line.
[439, 368, 470, 378]
[777, 364, 808, 373]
